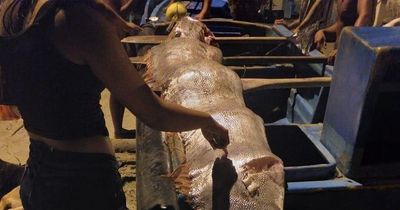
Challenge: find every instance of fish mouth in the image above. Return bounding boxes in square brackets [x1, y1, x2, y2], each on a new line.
[167, 17, 218, 46]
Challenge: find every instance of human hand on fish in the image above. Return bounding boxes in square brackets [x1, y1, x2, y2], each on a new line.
[201, 117, 230, 151]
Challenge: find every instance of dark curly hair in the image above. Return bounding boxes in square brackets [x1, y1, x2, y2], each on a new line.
[2, 0, 37, 35]
[1, 0, 37, 103]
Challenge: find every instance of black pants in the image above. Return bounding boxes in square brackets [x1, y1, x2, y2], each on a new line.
[20, 140, 128, 210]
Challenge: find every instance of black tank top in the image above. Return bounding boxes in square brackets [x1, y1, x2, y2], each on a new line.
[0, 2, 109, 140]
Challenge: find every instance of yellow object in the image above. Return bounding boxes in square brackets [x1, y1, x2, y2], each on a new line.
[165, 2, 187, 21]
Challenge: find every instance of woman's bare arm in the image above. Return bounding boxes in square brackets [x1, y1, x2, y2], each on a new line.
[355, 0, 373, 26]
[287, 19, 300, 30]
[195, 0, 212, 20]
[50, 4, 229, 147]
[296, 0, 322, 30]
[314, 21, 338, 49]
[384, 17, 400, 27]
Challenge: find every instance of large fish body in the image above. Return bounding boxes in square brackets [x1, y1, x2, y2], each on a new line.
[145, 17, 284, 210]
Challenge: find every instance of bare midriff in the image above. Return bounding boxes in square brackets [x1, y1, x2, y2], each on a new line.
[28, 132, 114, 155]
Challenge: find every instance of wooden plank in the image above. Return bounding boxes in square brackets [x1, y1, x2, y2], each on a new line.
[202, 18, 273, 29]
[136, 121, 179, 210]
[152, 18, 273, 29]
[112, 139, 136, 153]
[223, 56, 327, 66]
[216, 36, 287, 44]
[122, 35, 287, 44]
[129, 56, 147, 64]
[229, 66, 273, 72]
[122, 35, 167, 44]
[242, 77, 332, 92]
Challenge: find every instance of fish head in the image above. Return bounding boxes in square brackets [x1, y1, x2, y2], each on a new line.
[168, 17, 217, 46]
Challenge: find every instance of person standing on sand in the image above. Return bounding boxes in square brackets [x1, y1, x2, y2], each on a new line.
[0, 0, 230, 209]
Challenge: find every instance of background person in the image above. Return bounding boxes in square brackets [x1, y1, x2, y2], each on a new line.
[374, 0, 400, 26]
[384, 17, 400, 26]
[0, 0, 229, 209]
[275, 0, 333, 54]
[314, 0, 374, 64]
[169, 0, 272, 21]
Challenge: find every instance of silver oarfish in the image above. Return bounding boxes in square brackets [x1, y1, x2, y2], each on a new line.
[144, 17, 284, 210]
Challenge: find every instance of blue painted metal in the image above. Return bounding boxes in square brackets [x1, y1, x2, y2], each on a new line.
[285, 181, 400, 210]
[284, 49, 330, 124]
[150, 0, 170, 21]
[321, 27, 400, 179]
[186, 0, 229, 9]
[287, 178, 361, 192]
[265, 124, 337, 182]
[274, 25, 294, 37]
[140, 0, 165, 25]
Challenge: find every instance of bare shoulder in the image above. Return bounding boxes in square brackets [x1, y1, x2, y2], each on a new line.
[53, 3, 116, 41]
[51, 3, 118, 64]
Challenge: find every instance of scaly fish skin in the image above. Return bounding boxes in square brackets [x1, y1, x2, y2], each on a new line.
[146, 17, 284, 210]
